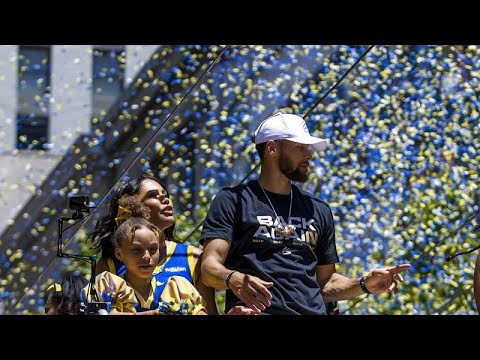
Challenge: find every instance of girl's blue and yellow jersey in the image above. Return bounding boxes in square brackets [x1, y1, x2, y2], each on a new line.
[88, 271, 206, 315]
[133, 272, 206, 314]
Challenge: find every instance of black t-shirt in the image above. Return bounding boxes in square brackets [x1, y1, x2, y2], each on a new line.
[200, 180, 339, 315]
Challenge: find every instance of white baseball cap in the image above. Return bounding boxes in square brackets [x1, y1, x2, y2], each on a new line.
[254, 112, 329, 152]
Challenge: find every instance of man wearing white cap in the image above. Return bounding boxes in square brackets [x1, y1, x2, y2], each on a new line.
[200, 112, 410, 315]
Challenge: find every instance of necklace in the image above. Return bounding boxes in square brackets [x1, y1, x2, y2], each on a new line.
[259, 185, 296, 239]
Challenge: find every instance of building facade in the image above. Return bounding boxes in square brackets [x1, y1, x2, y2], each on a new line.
[0, 45, 159, 235]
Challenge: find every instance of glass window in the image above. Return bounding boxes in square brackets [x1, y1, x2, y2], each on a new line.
[91, 45, 126, 130]
[16, 45, 51, 150]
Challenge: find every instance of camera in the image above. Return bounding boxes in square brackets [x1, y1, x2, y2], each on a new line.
[57, 194, 106, 314]
[80, 301, 110, 315]
[69, 195, 90, 212]
[68, 195, 91, 220]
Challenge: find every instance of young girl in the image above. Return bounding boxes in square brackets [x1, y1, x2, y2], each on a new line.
[92, 196, 206, 315]
[87, 175, 217, 314]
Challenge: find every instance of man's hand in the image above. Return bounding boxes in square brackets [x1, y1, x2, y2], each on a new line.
[227, 305, 260, 315]
[228, 272, 273, 312]
[364, 263, 411, 295]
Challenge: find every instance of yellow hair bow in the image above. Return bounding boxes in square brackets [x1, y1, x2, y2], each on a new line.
[115, 206, 132, 226]
[47, 283, 62, 292]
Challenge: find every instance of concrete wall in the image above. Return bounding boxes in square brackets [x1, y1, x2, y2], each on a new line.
[0, 45, 17, 152]
[50, 45, 93, 155]
[125, 45, 159, 86]
[0, 152, 60, 229]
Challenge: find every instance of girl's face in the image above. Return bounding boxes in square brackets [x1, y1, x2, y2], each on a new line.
[115, 226, 161, 280]
[136, 179, 175, 231]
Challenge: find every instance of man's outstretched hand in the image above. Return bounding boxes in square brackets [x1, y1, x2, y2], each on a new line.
[364, 263, 411, 295]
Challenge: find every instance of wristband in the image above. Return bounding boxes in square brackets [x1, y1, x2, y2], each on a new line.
[360, 276, 371, 294]
[225, 270, 237, 289]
